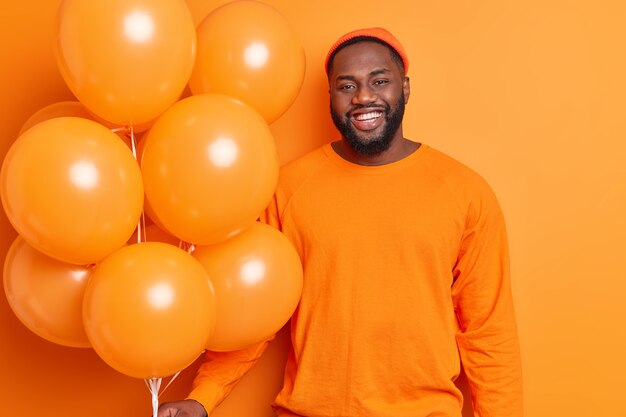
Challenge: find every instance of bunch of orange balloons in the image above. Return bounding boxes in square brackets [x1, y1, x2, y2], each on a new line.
[1, 0, 304, 380]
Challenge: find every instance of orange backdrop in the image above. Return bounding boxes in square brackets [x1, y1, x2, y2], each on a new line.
[1, 1, 625, 416]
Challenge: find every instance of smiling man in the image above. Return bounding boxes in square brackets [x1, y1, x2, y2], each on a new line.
[327, 33, 414, 163]
[158, 28, 523, 417]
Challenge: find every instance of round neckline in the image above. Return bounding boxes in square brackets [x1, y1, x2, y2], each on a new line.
[322, 141, 428, 175]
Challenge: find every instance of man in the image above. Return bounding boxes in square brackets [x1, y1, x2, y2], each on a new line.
[159, 27, 523, 417]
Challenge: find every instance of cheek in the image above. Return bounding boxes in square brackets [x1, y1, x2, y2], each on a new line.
[386, 89, 405, 106]
[330, 96, 351, 115]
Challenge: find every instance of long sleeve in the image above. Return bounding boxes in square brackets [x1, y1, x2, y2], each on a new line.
[186, 338, 272, 413]
[451, 186, 523, 417]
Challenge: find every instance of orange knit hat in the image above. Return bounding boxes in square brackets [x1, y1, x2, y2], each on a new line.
[325, 27, 409, 75]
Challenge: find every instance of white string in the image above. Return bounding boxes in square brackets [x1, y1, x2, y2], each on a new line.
[129, 124, 137, 159]
[146, 378, 161, 417]
[126, 124, 147, 245]
[161, 371, 181, 395]
[144, 372, 181, 417]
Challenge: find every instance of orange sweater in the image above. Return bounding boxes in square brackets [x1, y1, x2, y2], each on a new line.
[189, 143, 523, 417]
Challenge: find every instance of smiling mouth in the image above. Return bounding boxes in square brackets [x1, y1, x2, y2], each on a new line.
[350, 109, 385, 132]
[353, 111, 383, 121]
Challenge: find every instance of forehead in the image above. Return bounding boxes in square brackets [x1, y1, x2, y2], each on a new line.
[330, 41, 400, 78]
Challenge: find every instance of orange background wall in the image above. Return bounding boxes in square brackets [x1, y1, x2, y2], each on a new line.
[1, 1, 625, 416]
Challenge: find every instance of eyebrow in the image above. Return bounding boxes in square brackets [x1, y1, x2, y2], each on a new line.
[335, 68, 391, 82]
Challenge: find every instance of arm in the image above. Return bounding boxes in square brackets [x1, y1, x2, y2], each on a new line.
[451, 187, 523, 417]
[155, 339, 271, 416]
[184, 339, 273, 413]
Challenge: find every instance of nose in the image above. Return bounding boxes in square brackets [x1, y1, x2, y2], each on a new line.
[352, 85, 377, 105]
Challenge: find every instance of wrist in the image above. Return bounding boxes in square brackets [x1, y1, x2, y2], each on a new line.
[188, 399, 208, 417]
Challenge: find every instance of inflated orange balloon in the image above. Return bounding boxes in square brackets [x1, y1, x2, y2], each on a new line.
[83, 242, 216, 379]
[0, 117, 144, 265]
[3, 236, 92, 348]
[18, 101, 151, 150]
[55, 0, 196, 126]
[141, 94, 279, 245]
[19, 101, 94, 135]
[193, 222, 303, 351]
[189, 0, 306, 123]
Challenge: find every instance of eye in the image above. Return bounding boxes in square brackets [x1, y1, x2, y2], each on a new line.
[373, 79, 389, 86]
[338, 83, 355, 91]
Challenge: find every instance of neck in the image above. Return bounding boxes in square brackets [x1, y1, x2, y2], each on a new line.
[332, 136, 420, 166]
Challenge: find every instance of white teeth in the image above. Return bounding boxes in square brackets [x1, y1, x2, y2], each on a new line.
[354, 111, 382, 121]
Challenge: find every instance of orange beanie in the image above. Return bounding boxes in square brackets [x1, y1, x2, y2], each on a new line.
[325, 27, 409, 75]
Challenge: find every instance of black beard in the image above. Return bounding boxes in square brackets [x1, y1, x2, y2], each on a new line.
[330, 92, 405, 157]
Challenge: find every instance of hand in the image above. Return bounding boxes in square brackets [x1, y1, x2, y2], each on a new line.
[156, 399, 207, 417]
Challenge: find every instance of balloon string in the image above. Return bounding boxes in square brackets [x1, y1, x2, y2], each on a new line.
[145, 377, 161, 417]
[161, 371, 181, 395]
[127, 125, 147, 244]
[144, 372, 181, 417]
[178, 241, 195, 254]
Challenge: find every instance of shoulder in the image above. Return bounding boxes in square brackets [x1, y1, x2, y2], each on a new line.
[421, 145, 503, 217]
[281, 144, 329, 174]
[423, 145, 495, 193]
[277, 144, 332, 194]
[265, 144, 336, 226]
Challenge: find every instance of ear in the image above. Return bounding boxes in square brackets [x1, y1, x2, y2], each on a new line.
[403, 76, 410, 103]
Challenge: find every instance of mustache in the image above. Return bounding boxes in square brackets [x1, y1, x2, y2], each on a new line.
[351, 103, 388, 110]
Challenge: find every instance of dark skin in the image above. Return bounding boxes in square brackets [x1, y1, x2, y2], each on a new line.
[328, 41, 420, 165]
[155, 399, 206, 417]
[155, 40, 419, 417]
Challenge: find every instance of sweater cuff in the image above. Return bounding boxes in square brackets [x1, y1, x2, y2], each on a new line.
[186, 381, 224, 415]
